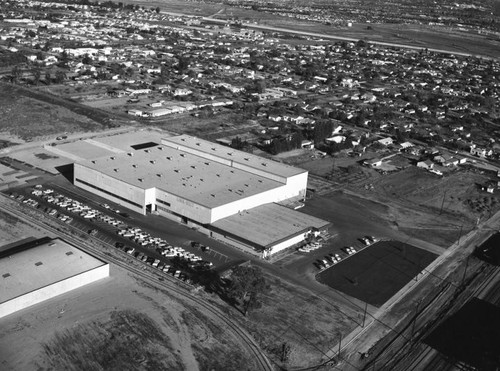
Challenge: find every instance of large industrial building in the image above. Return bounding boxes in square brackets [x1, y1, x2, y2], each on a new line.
[0, 237, 109, 319]
[67, 132, 329, 255]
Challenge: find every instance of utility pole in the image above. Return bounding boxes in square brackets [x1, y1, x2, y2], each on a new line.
[461, 253, 471, 287]
[362, 302, 368, 327]
[337, 332, 342, 360]
[457, 224, 463, 245]
[439, 190, 447, 215]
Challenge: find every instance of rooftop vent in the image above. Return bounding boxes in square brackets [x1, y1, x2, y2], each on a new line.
[216, 174, 220, 177]
[138, 178, 143, 182]
[65, 251, 73, 256]
[158, 147, 163, 150]
[128, 152, 134, 156]
[211, 147, 216, 151]
[157, 173, 162, 177]
[200, 178, 204, 182]
[3, 273, 11, 278]
[244, 158, 249, 161]
[211, 194, 216, 197]
[227, 152, 232, 156]
[262, 163, 267, 167]
[166, 156, 172, 160]
[110, 156, 115, 160]
[150, 160, 156, 164]
[132, 164, 137, 168]
[180, 154, 185, 157]
[191, 165, 196, 169]
[258, 180, 263, 183]
[35, 261, 43, 266]
[174, 169, 179, 173]
[205, 162, 210, 165]
[244, 184, 249, 187]
[114, 168, 119, 172]
[196, 142, 200, 146]
[181, 138, 185, 141]
[228, 189, 232, 192]
[145, 149, 150, 153]
[91, 160, 96, 164]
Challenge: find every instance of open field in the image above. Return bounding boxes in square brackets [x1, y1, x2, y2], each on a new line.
[0, 209, 47, 246]
[0, 84, 106, 141]
[317, 241, 438, 307]
[203, 270, 359, 368]
[0, 258, 260, 371]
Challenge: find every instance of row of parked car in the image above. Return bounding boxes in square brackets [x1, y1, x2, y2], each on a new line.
[9, 191, 75, 223]
[113, 243, 191, 282]
[30, 185, 214, 275]
[315, 236, 380, 270]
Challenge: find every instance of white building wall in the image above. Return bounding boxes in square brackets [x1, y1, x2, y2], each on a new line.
[285, 172, 308, 199]
[155, 189, 212, 224]
[210, 173, 307, 223]
[74, 164, 147, 214]
[269, 232, 308, 255]
[0, 264, 109, 319]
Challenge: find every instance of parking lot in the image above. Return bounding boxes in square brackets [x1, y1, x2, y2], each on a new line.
[5, 183, 239, 283]
[316, 240, 438, 307]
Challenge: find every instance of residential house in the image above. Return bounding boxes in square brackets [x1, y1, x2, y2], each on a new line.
[364, 158, 382, 168]
[417, 160, 434, 170]
[470, 145, 493, 158]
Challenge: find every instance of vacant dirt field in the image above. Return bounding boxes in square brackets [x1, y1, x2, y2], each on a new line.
[0, 208, 48, 246]
[0, 84, 106, 142]
[0, 263, 260, 371]
[203, 270, 359, 368]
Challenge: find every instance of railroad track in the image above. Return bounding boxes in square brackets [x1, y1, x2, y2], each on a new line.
[375, 263, 500, 371]
[0, 198, 274, 371]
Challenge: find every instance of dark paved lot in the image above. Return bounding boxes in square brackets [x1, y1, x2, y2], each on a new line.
[317, 240, 438, 307]
[476, 232, 500, 265]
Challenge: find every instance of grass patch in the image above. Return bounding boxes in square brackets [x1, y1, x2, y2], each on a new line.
[217, 271, 359, 368]
[42, 310, 183, 371]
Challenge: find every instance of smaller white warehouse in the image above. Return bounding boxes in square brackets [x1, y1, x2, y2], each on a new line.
[0, 238, 109, 319]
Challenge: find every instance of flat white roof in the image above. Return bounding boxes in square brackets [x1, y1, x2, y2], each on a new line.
[1, 238, 106, 303]
[77, 145, 282, 208]
[162, 135, 306, 179]
[54, 140, 116, 161]
[210, 203, 330, 248]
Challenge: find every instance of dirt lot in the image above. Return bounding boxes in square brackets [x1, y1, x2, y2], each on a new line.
[0, 262, 260, 371]
[206, 270, 359, 368]
[0, 208, 48, 246]
[0, 83, 111, 142]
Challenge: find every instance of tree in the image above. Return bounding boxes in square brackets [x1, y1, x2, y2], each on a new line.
[55, 70, 66, 83]
[227, 265, 269, 316]
[10, 65, 21, 83]
[32, 67, 41, 85]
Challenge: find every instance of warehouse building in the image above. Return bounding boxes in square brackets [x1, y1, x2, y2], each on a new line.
[72, 133, 328, 255]
[0, 237, 109, 319]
